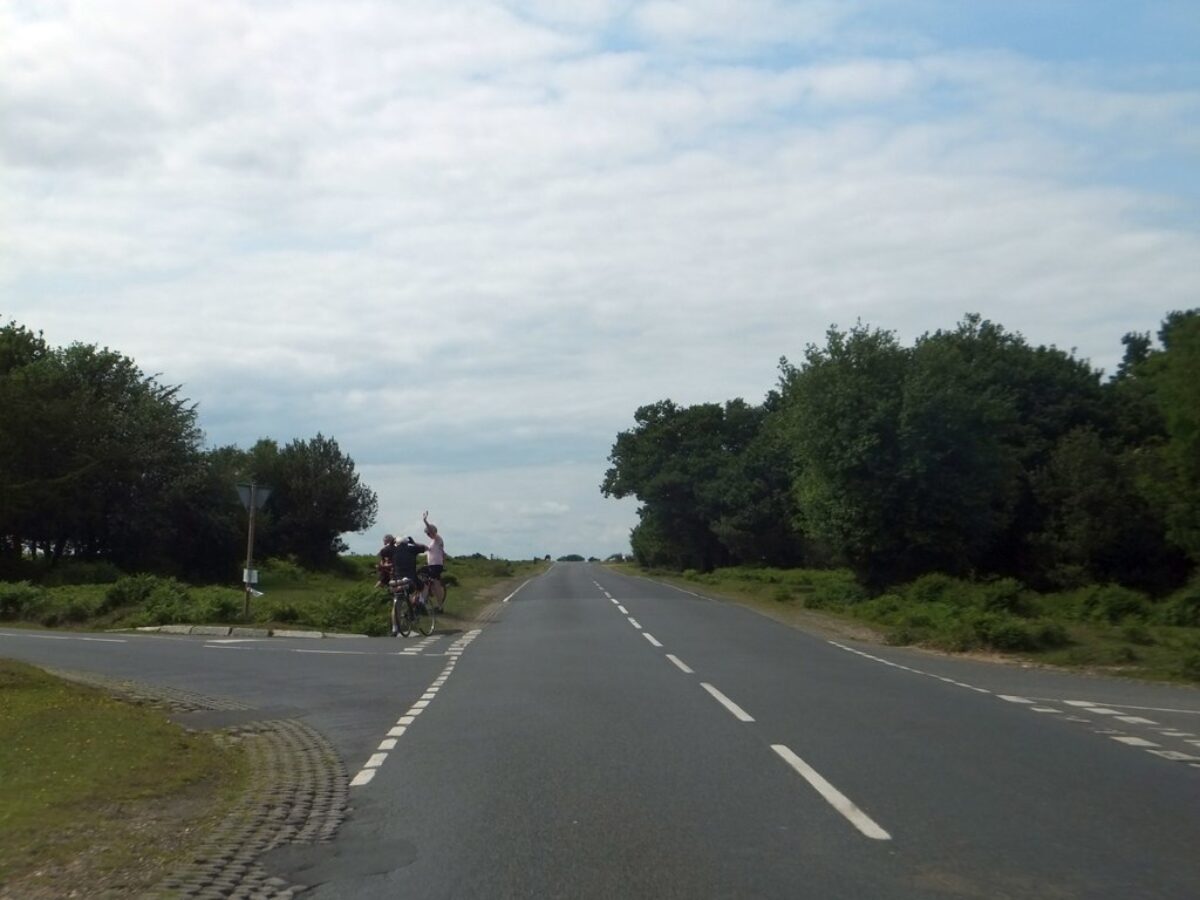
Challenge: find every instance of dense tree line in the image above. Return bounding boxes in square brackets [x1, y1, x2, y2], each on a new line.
[603, 312, 1199, 594]
[0, 319, 377, 581]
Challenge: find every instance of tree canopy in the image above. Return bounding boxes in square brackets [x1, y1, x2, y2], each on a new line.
[604, 311, 1198, 594]
[0, 318, 377, 580]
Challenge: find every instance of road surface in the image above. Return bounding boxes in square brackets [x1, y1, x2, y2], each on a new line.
[3, 562, 1199, 898]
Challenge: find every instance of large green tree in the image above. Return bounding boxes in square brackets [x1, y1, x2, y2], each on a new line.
[1133, 310, 1200, 564]
[244, 434, 378, 568]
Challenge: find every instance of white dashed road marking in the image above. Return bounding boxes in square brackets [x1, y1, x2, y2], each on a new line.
[772, 745, 891, 841]
[701, 683, 755, 722]
[350, 629, 481, 788]
[666, 654, 694, 674]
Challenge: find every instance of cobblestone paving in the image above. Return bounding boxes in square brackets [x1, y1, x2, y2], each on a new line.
[48, 670, 349, 898]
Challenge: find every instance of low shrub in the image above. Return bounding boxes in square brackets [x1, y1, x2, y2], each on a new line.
[979, 578, 1031, 616]
[135, 580, 193, 627]
[320, 586, 388, 636]
[100, 574, 177, 615]
[904, 573, 964, 606]
[1079, 584, 1150, 624]
[191, 587, 243, 624]
[270, 603, 301, 624]
[260, 557, 307, 583]
[1154, 581, 1200, 628]
[1177, 645, 1200, 681]
[1120, 623, 1156, 646]
[0, 581, 46, 620]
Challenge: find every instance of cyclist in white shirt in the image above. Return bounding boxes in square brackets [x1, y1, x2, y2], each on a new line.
[417, 510, 447, 612]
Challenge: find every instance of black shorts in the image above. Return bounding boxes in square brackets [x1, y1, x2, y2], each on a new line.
[418, 564, 444, 580]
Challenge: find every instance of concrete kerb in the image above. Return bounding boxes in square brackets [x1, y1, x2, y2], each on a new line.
[133, 625, 367, 639]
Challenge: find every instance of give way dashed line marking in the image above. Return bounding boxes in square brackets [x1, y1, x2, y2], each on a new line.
[349, 629, 481, 788]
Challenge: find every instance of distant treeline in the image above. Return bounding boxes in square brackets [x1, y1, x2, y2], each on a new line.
[0, 319, 377, 581]
[603, 312, 1200, 594]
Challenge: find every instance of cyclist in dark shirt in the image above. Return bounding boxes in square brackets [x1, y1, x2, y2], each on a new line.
[392, 535, 428, 588]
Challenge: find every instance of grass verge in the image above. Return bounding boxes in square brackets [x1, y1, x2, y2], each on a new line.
[0, 659, 246, 897]
[612, 564, 1200, 684]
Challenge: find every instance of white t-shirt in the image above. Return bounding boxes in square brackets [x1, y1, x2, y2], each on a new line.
[426, 533, 445, 566]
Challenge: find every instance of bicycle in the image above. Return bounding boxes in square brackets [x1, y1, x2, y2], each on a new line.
[389, 575, 436, 637]
[418, 566, 450, 613]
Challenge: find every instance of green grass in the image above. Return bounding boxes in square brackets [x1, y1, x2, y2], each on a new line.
[0, 554, 549, 637]
[615, 563, 1200, 684]
[0, 659, 244, 890]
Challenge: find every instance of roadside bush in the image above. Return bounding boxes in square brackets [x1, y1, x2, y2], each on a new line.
[979, 578, 1032, 616]
[135, 580, 193, 626]
[971, 613, 1037, 652]
[191, 587, 243, 623]
[1176, 643, 1200, 681]
[270, 603, 301, 624]
[1033, 620, 1070, 649]
[1079, 584, 1150, 624]
[441, 572, 459, 587]
[1120, 623, 1156, 646]
[260, 557, 307, 583]
[100, 574, 174, 614]
[1154, 581, 1200, 628]
[0, 581, 46, 620]
[904, 573, 964, 606]
[320, 586, 388, 636]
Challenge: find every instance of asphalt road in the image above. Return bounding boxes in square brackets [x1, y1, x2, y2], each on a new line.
[4, 562, 1200, 898]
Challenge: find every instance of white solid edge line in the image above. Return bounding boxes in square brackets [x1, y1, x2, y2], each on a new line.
[643, 633, 663, 648]
[502, 578, 534, 603]
[350, 770, 376, 787]
[666, 654, 693, 674]
[772, 745, 891, 841]
[701, 682, 754, 722]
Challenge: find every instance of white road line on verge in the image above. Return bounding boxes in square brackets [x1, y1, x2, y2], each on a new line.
[643, 633, 663, 648]
[666, 654, 694, 674]
[825, 641, 1200, 770]
[502, 580, 533, 603]
[1149, 750, 1200, 762]
[0, 632, 127, 643]
[701, 683, 755, 722]
[1111, 736, 1159, 747]
[293, 649, 373, 655]
[350, 629, 482, 787]
[772, 745, 891, 841]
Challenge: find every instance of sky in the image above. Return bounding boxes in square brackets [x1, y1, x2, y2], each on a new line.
[3, 1, 1199, 561]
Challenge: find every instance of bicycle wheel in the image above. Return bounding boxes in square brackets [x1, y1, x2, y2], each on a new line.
[395, 597, 412, 637]
[417, 599, 435, 636]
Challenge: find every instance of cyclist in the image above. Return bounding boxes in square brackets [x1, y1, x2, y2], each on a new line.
[390, 535, 428, 636]
[376, 534, 397, 587]
[418, 511, 447, 612]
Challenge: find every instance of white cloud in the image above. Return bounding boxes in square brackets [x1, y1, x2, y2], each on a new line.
[3, 1, 1198, 557]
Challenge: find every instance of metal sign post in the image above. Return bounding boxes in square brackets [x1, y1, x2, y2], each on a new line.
[236, 482, 271, 620]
